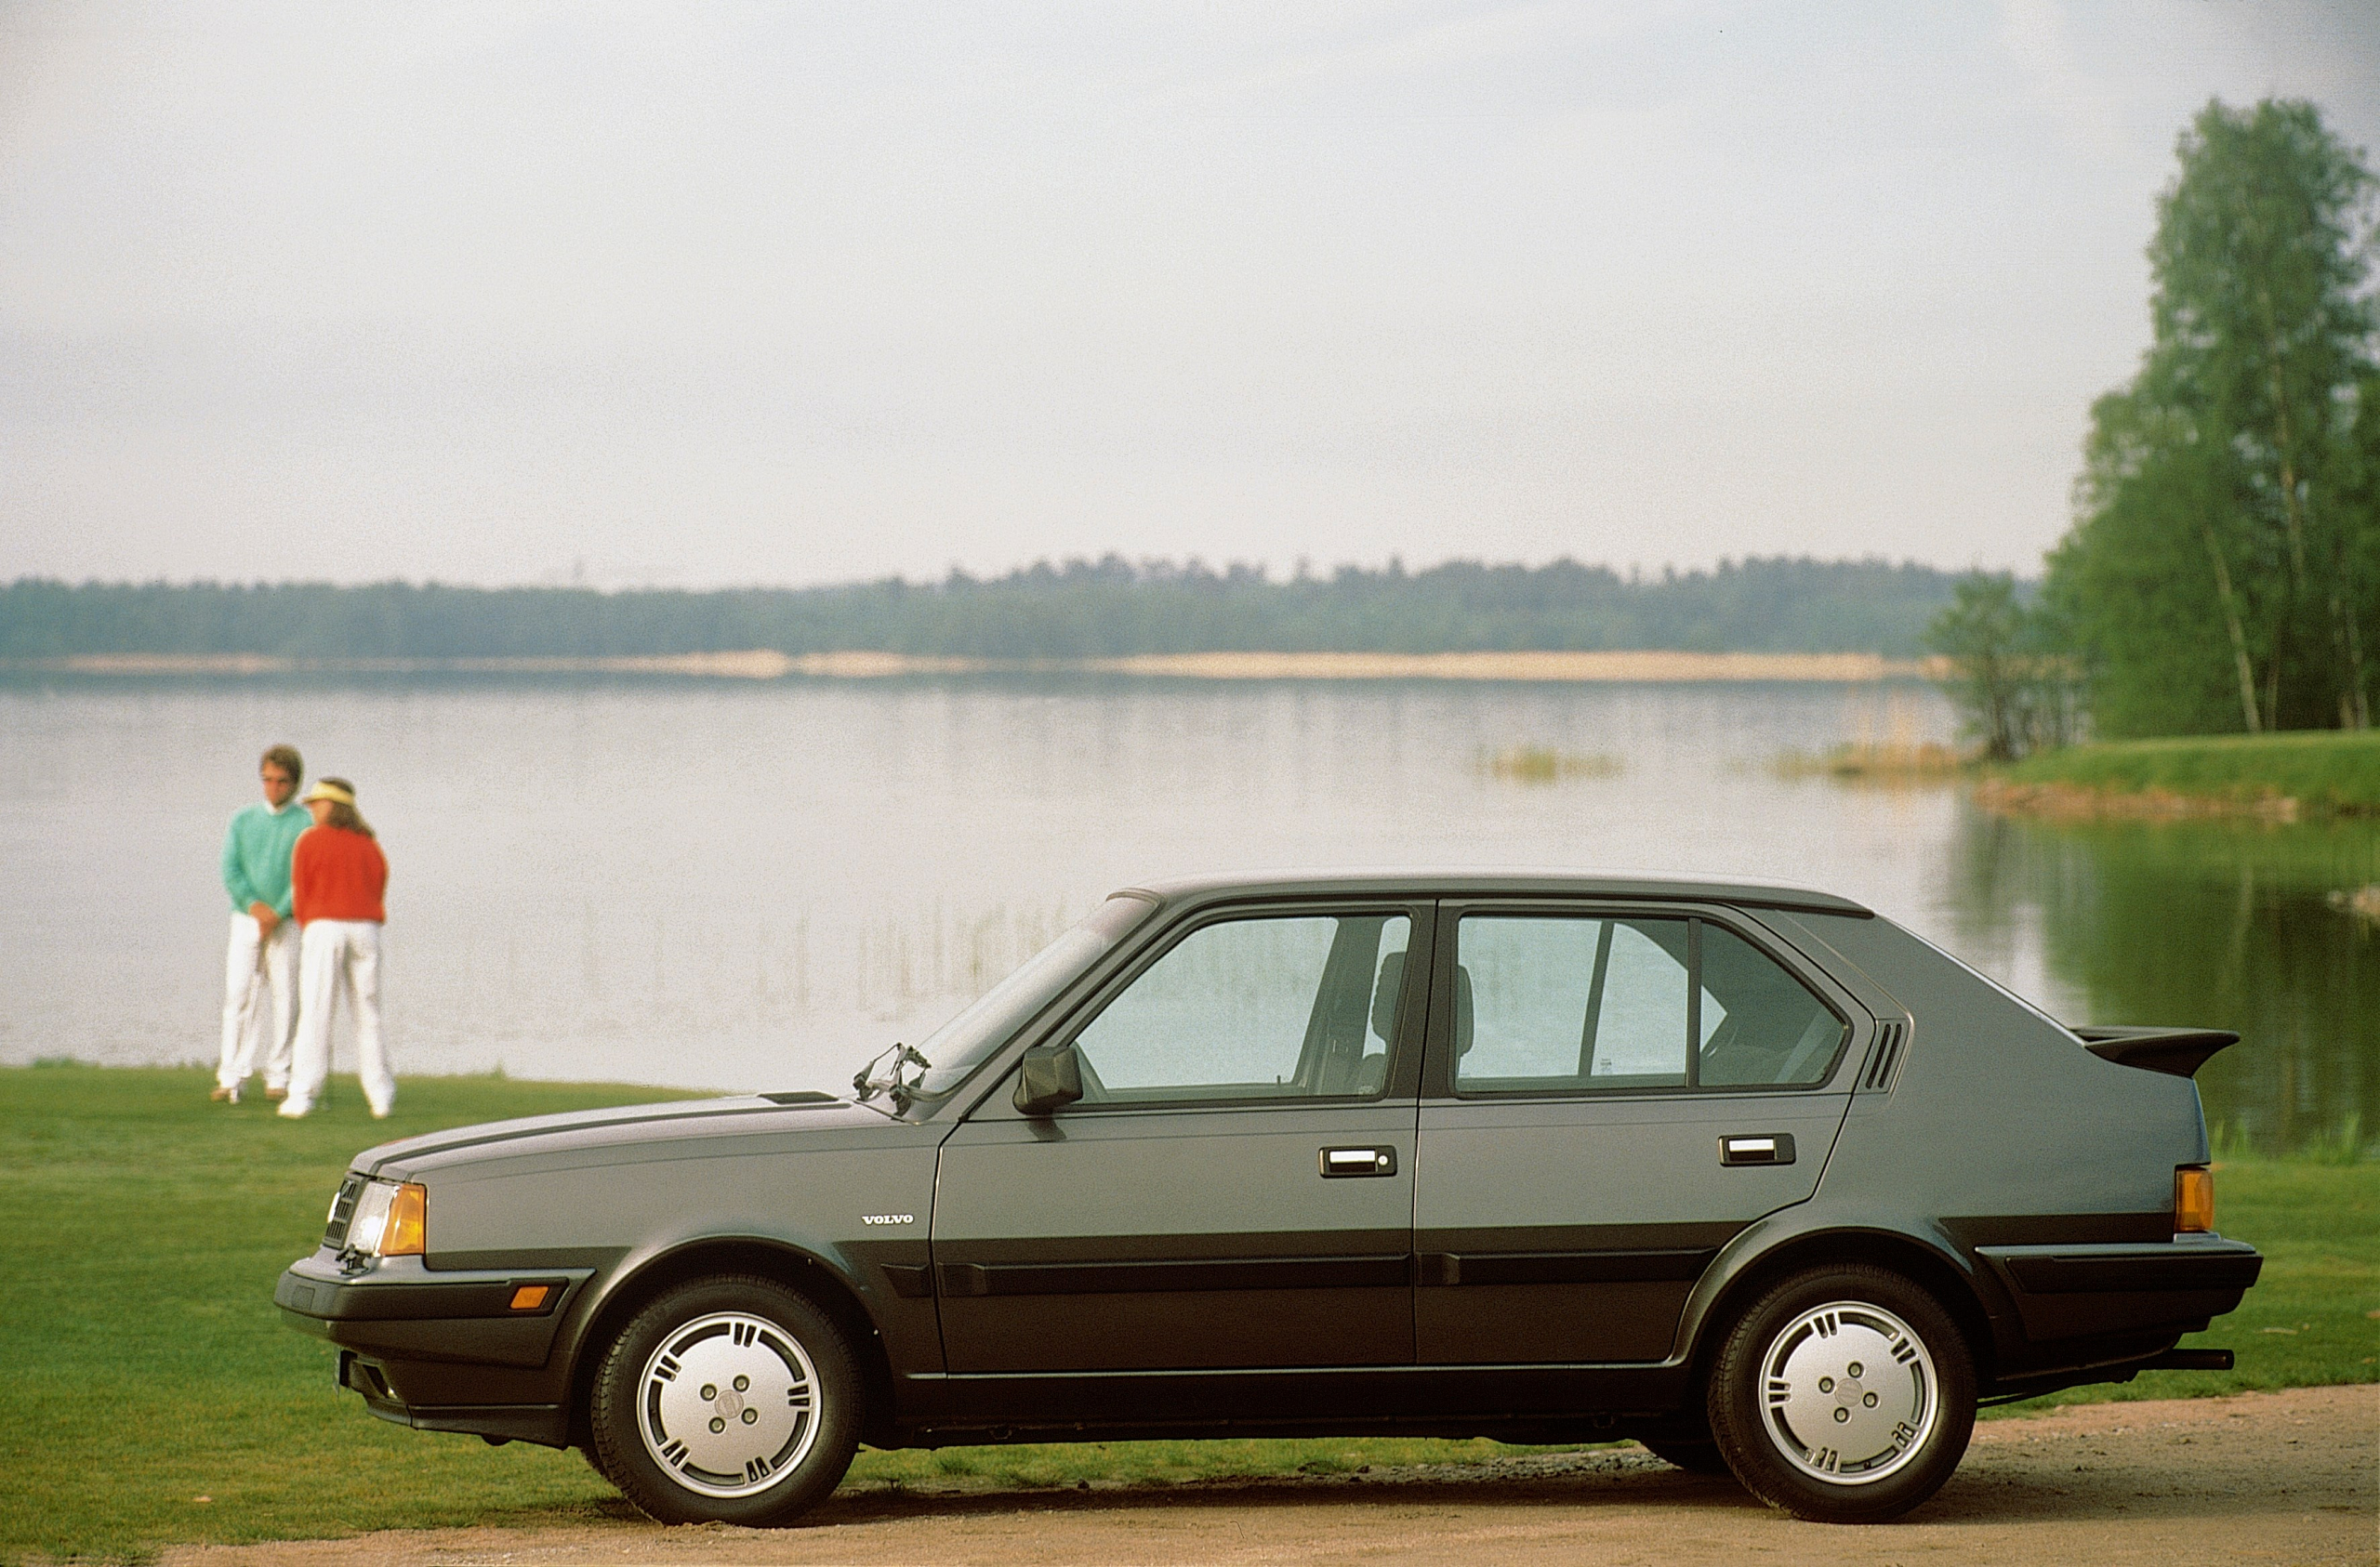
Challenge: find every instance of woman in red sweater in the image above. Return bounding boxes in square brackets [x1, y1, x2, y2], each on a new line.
[282, 778, 393, 1120]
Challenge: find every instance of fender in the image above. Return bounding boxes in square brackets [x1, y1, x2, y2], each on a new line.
[551, 1221, 931, 1444]
[1669, 1205, 2012, 1376]
[552, 1218, 887, 1355]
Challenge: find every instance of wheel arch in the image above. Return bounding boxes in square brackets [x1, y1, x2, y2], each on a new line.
[1680, 1226, 1998, 1394]
[563, 1237, 900, 1451]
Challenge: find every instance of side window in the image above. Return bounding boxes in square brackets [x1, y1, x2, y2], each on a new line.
[1698, 926, 1846, 1087]
[1458, 916, 1689, 1092]
[1068, 913, 1410, 1105]
[1455, 915, 1844, 1095]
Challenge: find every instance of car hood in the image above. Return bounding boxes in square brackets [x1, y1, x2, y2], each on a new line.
[353, 1093, 890, 1179]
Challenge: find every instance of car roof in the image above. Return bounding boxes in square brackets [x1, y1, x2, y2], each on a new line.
[1116, 869, 1872, 918]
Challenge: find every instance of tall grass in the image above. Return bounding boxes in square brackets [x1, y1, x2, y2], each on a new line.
[1477, 746, 1625, 784]
[1772, 691, 1969, 784]
[2299, 1112, 2371, 1166]
[2212, 1113, 2371, 1165]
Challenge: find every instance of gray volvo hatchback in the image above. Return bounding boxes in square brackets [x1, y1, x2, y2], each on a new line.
[278, 872, 2260, 1524]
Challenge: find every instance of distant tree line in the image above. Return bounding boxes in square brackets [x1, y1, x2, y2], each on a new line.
[1951, 99, 2379, 748]
[0, 556, 1967, 660]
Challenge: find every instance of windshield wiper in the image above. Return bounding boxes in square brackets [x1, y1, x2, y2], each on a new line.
[852, 1043, 932, 1113]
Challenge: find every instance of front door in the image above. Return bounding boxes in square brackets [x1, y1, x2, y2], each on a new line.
[1414, 904, 1858, 1364]
[934, 903, 1429, 1377]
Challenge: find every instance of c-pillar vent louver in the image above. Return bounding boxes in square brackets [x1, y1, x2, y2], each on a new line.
[1862, 1021, 1908, 1089]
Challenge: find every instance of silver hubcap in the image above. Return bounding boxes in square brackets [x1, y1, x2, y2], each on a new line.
[637, 1311, 820, 1497]
[1759, 1299, 1937, 1486]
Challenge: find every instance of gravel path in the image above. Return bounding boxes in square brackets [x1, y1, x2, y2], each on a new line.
[168, 1384, 2377, 1567]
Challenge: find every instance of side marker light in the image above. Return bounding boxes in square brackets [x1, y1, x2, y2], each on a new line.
[382, 1183, 428, 1256]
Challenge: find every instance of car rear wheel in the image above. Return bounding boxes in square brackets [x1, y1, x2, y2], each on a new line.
[1706, 1263, 1975, 1523]
[589, 1275, 861, 1525]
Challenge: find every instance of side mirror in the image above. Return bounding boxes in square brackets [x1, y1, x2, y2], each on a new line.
[1013, 1043, 1085, 1116]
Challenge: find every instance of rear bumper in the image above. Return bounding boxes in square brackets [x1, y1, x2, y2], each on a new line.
[1977, 1235, 2262, 1343]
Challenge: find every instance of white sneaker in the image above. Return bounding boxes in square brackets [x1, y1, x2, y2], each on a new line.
[277, 1100, 311, 1120]
[369, 1105, 391, 1120]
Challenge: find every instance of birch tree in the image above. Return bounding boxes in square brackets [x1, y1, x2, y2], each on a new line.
[2048, 99, 2377, 736]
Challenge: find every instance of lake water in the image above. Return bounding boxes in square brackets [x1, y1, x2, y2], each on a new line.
[1, 675, 2371, 1151]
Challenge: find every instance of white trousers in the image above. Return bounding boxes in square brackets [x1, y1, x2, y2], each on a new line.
[218, 912, 299, 1091]
[288, 920, 394, 1115]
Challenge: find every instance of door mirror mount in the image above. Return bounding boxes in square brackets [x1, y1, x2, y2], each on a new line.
[1013, 1043, 1085, 1116]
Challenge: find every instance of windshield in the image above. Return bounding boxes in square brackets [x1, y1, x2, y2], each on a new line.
[904, 893, 1157, 1098]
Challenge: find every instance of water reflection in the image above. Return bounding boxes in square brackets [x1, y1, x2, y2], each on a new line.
[1, 673, 2370, 1150]
[1943, 807, 2380, 1153]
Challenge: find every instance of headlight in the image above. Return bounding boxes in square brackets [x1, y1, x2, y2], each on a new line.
[343, 1179, 427, 1258]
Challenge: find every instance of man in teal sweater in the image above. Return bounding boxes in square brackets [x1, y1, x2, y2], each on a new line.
[215, 744, 311, 1104]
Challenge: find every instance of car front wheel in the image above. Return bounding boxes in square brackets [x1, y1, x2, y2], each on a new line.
[589, 1275, 862, 1525]
[1706, 1263, 1975, 1523]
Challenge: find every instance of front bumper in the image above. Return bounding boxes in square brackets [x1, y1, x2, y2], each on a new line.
[277, 1251, 596, 1448]
[1977, 1234, 2263, 1343]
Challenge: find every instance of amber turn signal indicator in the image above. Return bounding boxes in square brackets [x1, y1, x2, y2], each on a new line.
[382, 1183, 428, 1256]
[509, 1284, 550, 1311]
[2175, 1165, 2215, 1232]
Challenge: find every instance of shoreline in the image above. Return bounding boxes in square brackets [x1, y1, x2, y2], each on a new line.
[3, 649, 1948, 683]
[1972, 777, 2316, 822]
[1988, 731, 2380, 819]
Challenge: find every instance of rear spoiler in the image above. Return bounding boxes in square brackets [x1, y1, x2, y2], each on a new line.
[2073, 1025, 2240, 1079]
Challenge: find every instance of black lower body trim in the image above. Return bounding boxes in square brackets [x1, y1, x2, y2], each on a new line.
[1990, 1244, 2262, 1295]
[1977, 1238, 2261, 1346]
[938, 1253, 1411, 1297]
[340, 1351, 570, 1446]
[906, 1360, 1693, 1430]
[1419, 1248, 1714, 1287]
[376, 1401, 569, 1447]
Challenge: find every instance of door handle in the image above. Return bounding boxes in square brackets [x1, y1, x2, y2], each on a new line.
[1320, 1146, 1397, 1178]
[1720, 1134, 1795, 1166]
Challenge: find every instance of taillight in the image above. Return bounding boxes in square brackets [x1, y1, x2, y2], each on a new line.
[2175, 1165, 2214, 1233]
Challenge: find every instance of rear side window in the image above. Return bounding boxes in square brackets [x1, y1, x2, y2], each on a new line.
[1697, 926, 1846, 1087]
[1454, 915, 1845, 1096]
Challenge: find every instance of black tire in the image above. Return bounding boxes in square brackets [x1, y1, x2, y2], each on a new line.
[1636, 1435, 1734, 1477]
[1706, 1264, 1975, 1523]
[589, 1275, 862, 1526]
[581, 1442, 618, 1490]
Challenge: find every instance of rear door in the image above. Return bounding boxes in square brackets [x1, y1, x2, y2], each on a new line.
[933, 902, 1432, 1374]
[1414, 902, 1858, 1364]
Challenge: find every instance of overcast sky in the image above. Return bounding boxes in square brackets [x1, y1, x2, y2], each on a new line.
[2, 2, 2374, 589]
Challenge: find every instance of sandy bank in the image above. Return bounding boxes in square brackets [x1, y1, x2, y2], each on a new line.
[18, 650, 1947, 682]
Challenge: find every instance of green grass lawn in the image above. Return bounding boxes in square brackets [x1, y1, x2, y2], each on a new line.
[2004, 729, 2380, 812]
[2, 1065, 2371, 1561]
